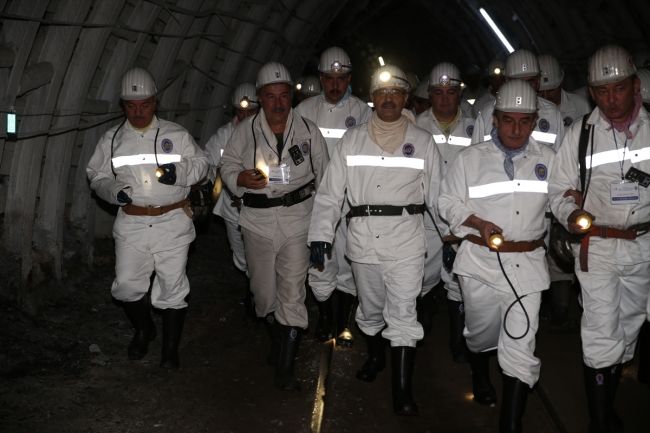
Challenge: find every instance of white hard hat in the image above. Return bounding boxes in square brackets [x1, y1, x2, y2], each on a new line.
[405, 72, 419, 92]
[429, 62, 462, 87]
[633, 49, 650, 69]
[231, 82, 258, 109]
[494, 79, 538, 113]
[120, 67, 157, 100]
[294, 76, 305, 91]
[588, 45, 636, 86]
[486, 59, 505, 77]
[538, 54, 564, 91]
[301, 75, 321, 96]
[414, 81, 429, 99]
[505, 49, 540, 78]
[318, 46, 352, 73]
[370, 65, 410, 93]
[637, 69, 650, 104]
[256, 61, 293, 89]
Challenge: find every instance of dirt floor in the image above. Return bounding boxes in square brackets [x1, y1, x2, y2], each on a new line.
[1, 217, 649, 433]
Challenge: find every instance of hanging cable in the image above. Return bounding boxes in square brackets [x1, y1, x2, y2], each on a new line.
[496, 250, 531, 340]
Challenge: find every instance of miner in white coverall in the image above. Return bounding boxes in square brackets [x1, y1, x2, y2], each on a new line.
[472, 59, 506, 118]
[204, 82, 259, 326]
[548, 45, 650, 433]
[87, 68, 209, 369]
[415, 61, 474, 362]
[309, 65, 444, 416]
[296, 46, 372, 348]
[220, 62, 329, 392]
[473, 49, 564, 151]
[439, 79, 554, 432]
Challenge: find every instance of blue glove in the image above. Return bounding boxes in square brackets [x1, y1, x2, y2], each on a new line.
[442, 242, 457, 271]
[157, 163, 177, 185]
[310, 241, 332, 266]
[117, 190, 132, 205]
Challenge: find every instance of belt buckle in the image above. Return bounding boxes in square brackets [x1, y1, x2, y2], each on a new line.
[364, 205, 371, 215]
[282, 194, 293, 207]
[599, 226, 609, 238]
[147, 205, 163, 216]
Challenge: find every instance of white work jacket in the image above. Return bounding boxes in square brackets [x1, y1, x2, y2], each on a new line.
[308, 122, 444, 264]
[220, 108, 329, 240]
[548, 107, 650, 264]
[439, 137, 555, 295]
[295, 93, 372, 156]
[472, 90, 496, 118]
[204, 120, 241, 222]
[558, 89, 592, 128]
[416, 108, 475, 232]
[472, 96, 564, 151]
[87, 117, 209, 252]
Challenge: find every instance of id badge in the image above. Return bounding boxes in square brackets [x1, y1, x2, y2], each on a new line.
[268, 164, 290, 184]
[610, 180, 640, 205]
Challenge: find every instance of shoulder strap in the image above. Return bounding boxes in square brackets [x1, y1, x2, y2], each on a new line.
[578, 115, 590, 192]
[300, 116, 315, 177]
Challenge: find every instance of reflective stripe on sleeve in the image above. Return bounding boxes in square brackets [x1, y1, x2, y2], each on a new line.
[319, 127, 346, 138]
[484, 135, 491, 141]
[112, 154, 182, 168]
[448, 135, 471, 146]
[468, 179, 548, 198]
[220, 149, 224, 156]
[346, 155, 425, 170]
[531, 131, 557, 144]
[586, 147, 650, 169]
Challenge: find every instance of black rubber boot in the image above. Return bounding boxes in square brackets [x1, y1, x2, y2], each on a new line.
[391, 346, 419, 416]
[262, 312, 281, 366]
[583, 364, 617, 433]
[314, 296, 333, 342]
[356, 330, 386, 382]
[242, 288, 258, 329]
[638, 321, 650, 386]
[609, 364, 624, 433]
[160, 308, 186, 369]
[275, 324, 301, 392]
[499, 375, 529, 433]
[447, 299, 469, 363]
[468, 350, 497, 405]
[416, 289, 437, 337]
[122, 295, 156, 360]
[336, 291, 356, 347]
[548, 281, 579, 334]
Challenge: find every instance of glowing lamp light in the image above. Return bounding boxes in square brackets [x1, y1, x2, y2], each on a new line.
[479, 8, 515, 54]
[155, 167, 164, 178]
[489, 232, 505, 248]
[576, 214, 592, 230]
[494, 67, 502, 75]
[256, 165, 269, 179]
[460, 82, 466, 88]
[379, 71, 392, 83]
[337, 328, 353, 344]
[378, 56, 385, 66]
[239, 97, 250, 109]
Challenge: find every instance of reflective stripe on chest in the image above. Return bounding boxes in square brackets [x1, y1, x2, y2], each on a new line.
[531, 131, 557, 144]
[112, 154, 182, 168]
[432, 134, 471, 146]
[468, 179, 548, 198]
[346, 155, 424, 169]
[319, 127, 346, 138]
[585, 147, 650, 169]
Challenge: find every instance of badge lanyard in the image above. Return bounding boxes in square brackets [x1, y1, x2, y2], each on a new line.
[261, 117, 293, 160]
[611, 120, 631, 181]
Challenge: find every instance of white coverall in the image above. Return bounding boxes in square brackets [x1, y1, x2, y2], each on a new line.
[220, 109, 329, 329]
[547, 90, 593, 282]
[415, 108, 475, 301]
[472, 89, 496, 119]
[473, 97, 564, 151]
[439, 137, 555, 387]
[295, 92, 372, 300]
[87, 117, 209, 309]
[548, 107, 650, 369]
[308, 122, 444, 347]
[204, 120, 247, 274]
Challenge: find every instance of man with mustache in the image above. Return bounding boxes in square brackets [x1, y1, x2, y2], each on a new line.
[549, 44, 650, 433]
[308, 65, 443, 415]
[416, 62, 475, 365]
[296, 46, 372, 348]
[220, 62, 329, 392]
[439, 79, 554, 432]
[473, 49, 564, 152]
[87, 68, 209, 369]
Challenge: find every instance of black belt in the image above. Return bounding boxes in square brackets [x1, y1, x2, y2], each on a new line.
[241, 181, 314, 208]
[346, 204, 425, 218]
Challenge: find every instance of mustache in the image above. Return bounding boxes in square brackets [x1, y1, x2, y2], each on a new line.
[381, 102, 396, 108]
[271, 106, 287, 113]
[329, 89, 341, 94]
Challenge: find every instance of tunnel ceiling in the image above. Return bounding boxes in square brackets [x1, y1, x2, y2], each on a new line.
[0, 0, 649, 289]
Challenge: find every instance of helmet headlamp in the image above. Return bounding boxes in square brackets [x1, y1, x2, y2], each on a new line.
[239, 97, 250, 109]
[576, 214, 592, 230]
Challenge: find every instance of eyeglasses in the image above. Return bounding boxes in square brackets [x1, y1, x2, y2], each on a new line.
[373, 88, 406, 96]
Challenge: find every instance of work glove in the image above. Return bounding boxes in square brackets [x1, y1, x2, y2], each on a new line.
[116, 189, 132, 205]
[157, 163, 177, 185]
[310, 241, 332, 266]
[442, 242, 457, 271]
